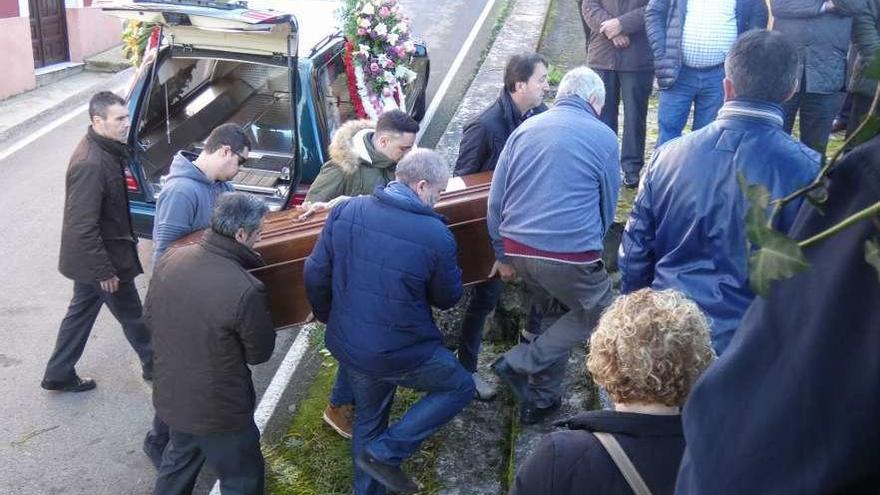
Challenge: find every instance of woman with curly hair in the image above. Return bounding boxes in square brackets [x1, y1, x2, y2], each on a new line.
[510, 288, 715, 495]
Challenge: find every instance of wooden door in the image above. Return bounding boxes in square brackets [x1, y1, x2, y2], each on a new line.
[29, 0, 69, 68]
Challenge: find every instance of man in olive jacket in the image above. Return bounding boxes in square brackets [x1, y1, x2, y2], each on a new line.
[41, 91, 152, 393]
[304, 110, 419, 203]
[147, 192, 275, 495]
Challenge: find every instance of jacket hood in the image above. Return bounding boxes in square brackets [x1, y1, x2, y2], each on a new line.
[165, 151, 213, 185]
[328, 119, 378, 175]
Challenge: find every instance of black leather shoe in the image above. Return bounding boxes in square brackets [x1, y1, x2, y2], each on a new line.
[520, 399, 562, 425]
[491, 356, 528, 402]
[355, 450, 419, 494]
[41, 376, 97, 393]
[142, 368, 153, 382]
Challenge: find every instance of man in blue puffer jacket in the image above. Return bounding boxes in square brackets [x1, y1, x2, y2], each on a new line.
[305, 149, 473, 495]
[619, 30, 820, 354]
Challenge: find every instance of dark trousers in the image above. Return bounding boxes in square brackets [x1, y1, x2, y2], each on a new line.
[782, 84, 844, 157]
[346, 347, 474, 495]
[596, 69, 654, 182]
[502, 258, 612, 408]
[457, 279, 545, 373]
[43, 279, 152, 383]
[153, 421, 264, 495]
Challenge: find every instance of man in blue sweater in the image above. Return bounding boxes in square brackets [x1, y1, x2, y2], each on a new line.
[151, 123, 250, 267]
[488, 66, 618, 425]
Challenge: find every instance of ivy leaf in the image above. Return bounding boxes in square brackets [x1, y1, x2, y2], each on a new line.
[865, 47, 880, 81]
[738, 172, 771, 246]
[866, 239, 880, 280]
[852, 115, 880, 146]
[749, 229, 811, 296]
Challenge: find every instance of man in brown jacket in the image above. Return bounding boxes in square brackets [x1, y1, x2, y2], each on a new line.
[147, 192, 275, 494]
[41, 91, 152, 393]
[582, 0, 653, 188]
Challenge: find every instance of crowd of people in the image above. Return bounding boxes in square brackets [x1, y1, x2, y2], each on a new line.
[39, 0, 880, 494]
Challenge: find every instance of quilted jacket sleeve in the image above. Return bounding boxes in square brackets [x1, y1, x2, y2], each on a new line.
[304, 207, 338, 323]
[427, 229, 464, 310]
[645, 0, 670, 60]
[618, 158, 659, 293]
[770, 0, 824, 18]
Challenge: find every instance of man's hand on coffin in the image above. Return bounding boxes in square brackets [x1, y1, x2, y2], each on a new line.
[297, 195, 352, 222]
[488, 261, 517, 282]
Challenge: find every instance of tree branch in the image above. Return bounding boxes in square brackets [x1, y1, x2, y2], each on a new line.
[798, 202, 880, 248]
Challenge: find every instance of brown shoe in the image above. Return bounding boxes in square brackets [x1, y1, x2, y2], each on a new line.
[323, 404, 354, 439]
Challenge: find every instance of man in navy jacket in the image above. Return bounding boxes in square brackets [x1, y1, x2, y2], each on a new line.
[305, 149, 474, 495]
[619, 30, 820, 354]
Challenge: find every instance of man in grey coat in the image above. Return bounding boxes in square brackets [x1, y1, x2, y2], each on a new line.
[771, 0, 868, 155]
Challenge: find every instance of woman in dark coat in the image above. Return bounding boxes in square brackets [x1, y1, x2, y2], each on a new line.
[510, 289, 716, 495]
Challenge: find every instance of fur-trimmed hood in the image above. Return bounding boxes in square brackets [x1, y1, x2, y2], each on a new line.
[328, 119, 377, 175]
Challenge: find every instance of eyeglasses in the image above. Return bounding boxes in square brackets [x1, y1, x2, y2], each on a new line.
[233, 151, 248, 166]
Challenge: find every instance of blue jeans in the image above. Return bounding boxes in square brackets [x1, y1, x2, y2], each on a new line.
[657, 65, 725, 146]
[330, 366, 354, 406]
[345, 347, 474, 495]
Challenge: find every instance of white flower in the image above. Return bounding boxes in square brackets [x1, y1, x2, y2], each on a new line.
[386, 32, 399, 45]
[394, 21, 408, 34]
[395, 65, 417, 83]
[403, 40, 416, 53]
[358, 17, 371, 28]
[383, 70, 396, 82]
[377, 54, 388, 66]
[374, 23, 388, 37]
[361, 3, 375, 15]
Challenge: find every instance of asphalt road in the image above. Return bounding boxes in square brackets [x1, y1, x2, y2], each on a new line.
[0, 1, 497, 493]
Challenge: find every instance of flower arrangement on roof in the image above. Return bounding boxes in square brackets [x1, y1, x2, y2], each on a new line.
[339, 0, 419, 120]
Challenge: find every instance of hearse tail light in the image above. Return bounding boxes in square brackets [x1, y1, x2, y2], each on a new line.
[124, 167, 141, 192]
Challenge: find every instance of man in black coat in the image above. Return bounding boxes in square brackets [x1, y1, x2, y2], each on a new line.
[147, 192, 275, 495]
[453, 53, 549, 400]
[41, 91, 152, 393]
[675, 134, 880, 493]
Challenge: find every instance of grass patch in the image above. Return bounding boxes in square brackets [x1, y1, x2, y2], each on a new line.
[265, 331, 442, 494]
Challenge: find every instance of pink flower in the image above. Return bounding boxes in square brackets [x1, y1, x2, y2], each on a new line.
[382, 87, 393, 97]
[357, 27, 367, 36]
[378, 6, 391, 18]
[370, 62, 380, 73]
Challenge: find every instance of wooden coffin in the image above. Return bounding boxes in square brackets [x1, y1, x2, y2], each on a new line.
[173, 171, 495, 329]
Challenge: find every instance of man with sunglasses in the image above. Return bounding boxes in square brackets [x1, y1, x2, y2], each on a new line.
[151, 123, 251, 268]
[144, 123, 251, 468]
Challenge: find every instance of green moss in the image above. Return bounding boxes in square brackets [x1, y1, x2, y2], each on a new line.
[265, 334, 442, 494]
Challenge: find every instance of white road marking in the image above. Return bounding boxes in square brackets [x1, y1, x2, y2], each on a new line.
[415, 0, 499, 144]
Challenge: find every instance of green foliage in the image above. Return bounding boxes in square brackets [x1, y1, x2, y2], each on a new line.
[738, 173, 810, 295]
[866, 238, 880, 278]
[121, 20, 155, 68]
[266, 338, 442, 494]
[546, 63, 564, 87]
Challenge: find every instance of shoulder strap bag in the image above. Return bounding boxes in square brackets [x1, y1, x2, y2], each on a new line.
[592, 431, 653, 495]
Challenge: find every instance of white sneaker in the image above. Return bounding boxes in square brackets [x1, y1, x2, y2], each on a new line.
[473, 372, 498, 401]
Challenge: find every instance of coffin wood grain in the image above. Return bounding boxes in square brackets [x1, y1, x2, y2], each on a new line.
[171, 171, 494, 329]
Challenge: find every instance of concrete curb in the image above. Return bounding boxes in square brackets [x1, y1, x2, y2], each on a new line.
[435, 0, 552, 167]
[0, 68, 134, 150]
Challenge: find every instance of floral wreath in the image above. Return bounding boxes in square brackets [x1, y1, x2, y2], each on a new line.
[339, 0, 419, 120]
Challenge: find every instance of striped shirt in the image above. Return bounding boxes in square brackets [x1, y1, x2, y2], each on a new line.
[681, 0, 738, 68]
